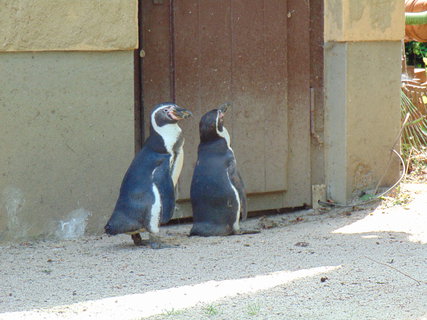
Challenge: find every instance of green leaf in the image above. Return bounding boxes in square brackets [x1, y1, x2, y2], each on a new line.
[360, 193, 376, 201]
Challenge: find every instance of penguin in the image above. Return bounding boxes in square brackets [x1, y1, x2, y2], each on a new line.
[190, 102, 248, 236]
[104, 103, 192, 248]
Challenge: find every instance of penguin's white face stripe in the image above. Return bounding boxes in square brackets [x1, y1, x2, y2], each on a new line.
[151, 106, 183, 165]
[215, 110, 231, 149]
[151, 106, 185, 191]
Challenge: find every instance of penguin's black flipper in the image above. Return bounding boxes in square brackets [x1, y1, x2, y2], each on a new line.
[228, 160, 248, 221]
[153, 157, 176, 224]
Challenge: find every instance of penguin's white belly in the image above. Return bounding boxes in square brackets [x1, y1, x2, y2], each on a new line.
[228, 171, 241, 231]
[171, 146, 184, 187]
[152, 122, 184, 187]
[148, 183, 162, 233]
[148, 166, 161, 234]
[218, 132, 240, 231]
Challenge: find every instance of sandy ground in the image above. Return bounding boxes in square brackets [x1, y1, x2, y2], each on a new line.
[0, 184, 426, 320]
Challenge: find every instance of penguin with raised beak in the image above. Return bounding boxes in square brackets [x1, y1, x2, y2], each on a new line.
[190, 102, 248, 236]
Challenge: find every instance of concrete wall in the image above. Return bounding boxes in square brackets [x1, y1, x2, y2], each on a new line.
[0, 51, 135, 240]
[324, 0, 404, 203]
[0, 0, 137, 241]
[325, 42, 402, 201]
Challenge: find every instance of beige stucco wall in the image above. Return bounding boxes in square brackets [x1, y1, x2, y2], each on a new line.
[0, 51, 134, 240]
[0, 0, 138, 51]
[325, 0, 405, 41]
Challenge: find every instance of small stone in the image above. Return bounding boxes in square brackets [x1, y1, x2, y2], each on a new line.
[295, 242, 309, 247]
[258, 216, 278, 229]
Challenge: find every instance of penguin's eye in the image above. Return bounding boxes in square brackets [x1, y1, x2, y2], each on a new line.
[163, 108, 169, 113]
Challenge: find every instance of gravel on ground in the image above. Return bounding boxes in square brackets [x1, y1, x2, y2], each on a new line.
[0, 184, 426, 320]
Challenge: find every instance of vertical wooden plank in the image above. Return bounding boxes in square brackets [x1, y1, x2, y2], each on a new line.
[142, 0, 172, 138]
[310, 0, 325, 185]
[231, 0, 266, 194]
[285, 0, 311, 206]
[135, 0, 145, 153]
[173, 0, 201, 199]
[189, 0, 234, 115]
[263, 0, 288, 192]
[198, 0, 232, 107]
[231, 0, 288, 194]
[175, 0, 233, 199]
[134, 49, 143, 152]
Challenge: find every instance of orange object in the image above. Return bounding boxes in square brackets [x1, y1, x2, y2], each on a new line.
[406, 0, 427, 41]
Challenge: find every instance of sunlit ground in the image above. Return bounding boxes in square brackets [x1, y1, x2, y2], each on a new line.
[1, 184, 425, 319]
[0, 266, 339, 320]
[333, 184, 427, 244]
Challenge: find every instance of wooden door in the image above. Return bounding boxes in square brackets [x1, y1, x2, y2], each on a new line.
[140, 0, 312, 216]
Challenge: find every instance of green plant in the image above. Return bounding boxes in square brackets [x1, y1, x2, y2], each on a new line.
[247, 303, 261, 316]
[400, 90, 427, 157]
[204, 304, 219, 316]
[405, 41, 427, 67]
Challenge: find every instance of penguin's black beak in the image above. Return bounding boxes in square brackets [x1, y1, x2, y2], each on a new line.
[218, 102, 232, 114]
[170, 106, 193, 120]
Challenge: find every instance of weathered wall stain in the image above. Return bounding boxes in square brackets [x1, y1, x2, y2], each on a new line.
[1, 186, 29, 240]
[327, 0, 343, 31]
[325, 0, 403, 41]
[55, 208, 91, 240]
[352, 163, 375, 196]
[349, 0, 396, 31]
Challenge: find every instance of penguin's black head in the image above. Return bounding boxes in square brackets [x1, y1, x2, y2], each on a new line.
[151, 102, 193, 127]
[199, 102, 231, 142]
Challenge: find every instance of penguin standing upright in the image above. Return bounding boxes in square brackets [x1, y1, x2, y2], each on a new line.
[190, 102, 247, 236]
[104, 103, 192, 248]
